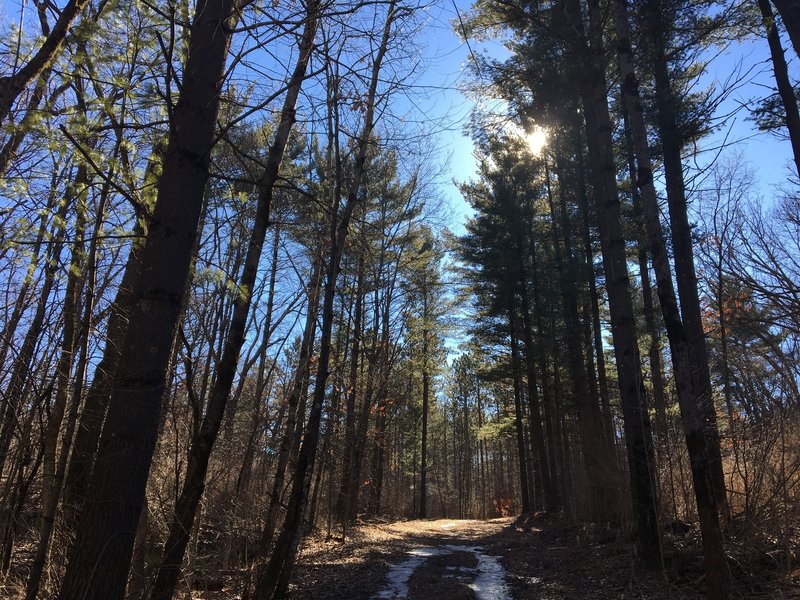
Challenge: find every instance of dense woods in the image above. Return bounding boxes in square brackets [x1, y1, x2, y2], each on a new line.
[0, 0, 798, 597]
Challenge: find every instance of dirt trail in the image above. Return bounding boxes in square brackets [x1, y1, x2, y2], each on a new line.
[290, 518, 514, 599]
[372, 521, 512, 599]
[287, 515, 793, 599]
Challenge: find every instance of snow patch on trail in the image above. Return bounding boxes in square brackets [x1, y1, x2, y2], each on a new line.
[469, 548, 510, 599]
[372, 544, 511, 600]
[372, 547, 448, 599]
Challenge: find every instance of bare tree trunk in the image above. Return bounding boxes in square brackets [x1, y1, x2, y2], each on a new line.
[252, 7, 397, 596]
[336, 255, 365, 524]
[367, 293, 394, 516]
[149, 10, 318, 598]
[26, 169, 109, 599]
[758, 0, 800, 176]
[545, 156, 609, 516]
[507, 307, 531, 514]
[620, 116, 670, 448]
[575, 138, 614, 452]
[771, 0, 800, 59]
[257, 258, 323, 557]
[644, 0, 729, 518]
[614, 0, 725, 589]
[0, 189, 70, 476]
[59, 215, 146, 534]
[564, 0, 661, 563]
[0, 177, 57, 379]
[419, 290, 430, 519]
[57, 1, 238, 595]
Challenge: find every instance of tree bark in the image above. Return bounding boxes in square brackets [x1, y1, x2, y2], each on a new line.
[58, 1, 237, 595]
[508, 306, 531, 514]
[644, 0, 729, 518]
[564, 0, 661, 562]
[419, 283, 430, 519]
[545, 155, 609, 516]
[614, 0, 726, 588]
[149, 9, 319, 598]
[336, 255, 365, 524]
[771, 0, 800, 59]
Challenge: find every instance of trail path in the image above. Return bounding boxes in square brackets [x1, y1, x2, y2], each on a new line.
[293, 518, 516, 599]
[289, 515, 725, 599]
[372, 520, 512, 599]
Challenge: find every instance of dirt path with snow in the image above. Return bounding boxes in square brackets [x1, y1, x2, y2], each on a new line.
[289, 518, 515, 599]
[283, 514, 792, 599]
[372, 521, 512, 599]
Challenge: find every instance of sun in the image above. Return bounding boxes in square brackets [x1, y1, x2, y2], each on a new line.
[525, 128, 548, 156]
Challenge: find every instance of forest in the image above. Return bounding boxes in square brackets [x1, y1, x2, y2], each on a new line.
[0, 0, 799, 598]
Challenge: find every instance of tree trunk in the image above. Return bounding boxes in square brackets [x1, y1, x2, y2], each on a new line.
[149, 10, 318, 599]
[256, 257, 322, 558]
[771, 0, 800, 59]
[0, 0, 92, 125]
[58, 1, 237, 596]
[623, 120, 668, 442]
[60, 215, 146, 534]
[644, 0, 729, 519]
[546, 155, 609, 516]
[508, 307, 531, 514]
[337, 255, 365, 524]
[26, 169, 109, 599]
[0, 189, 70, 476]
[758, 0, 800, 176]
[419, 287, 430, 519]
[565, 0, 661, 562]
[252, 7, 397, 596]
[614, 0, 726, 588]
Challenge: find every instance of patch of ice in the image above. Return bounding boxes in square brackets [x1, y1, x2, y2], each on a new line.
[469, 547, 511, 600]
[373, 544, 510, 599]
[372, 547, 449, 599]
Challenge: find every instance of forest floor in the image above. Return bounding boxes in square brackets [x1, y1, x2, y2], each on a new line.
[253, 513, 798, 599]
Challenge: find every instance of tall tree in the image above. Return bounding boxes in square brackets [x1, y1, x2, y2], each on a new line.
[252, 3, 400, 596]
[614, 0, 727, 591]
[641, 0, 730, 517]
[148, 6, 320, 598]
[58, 0, 238, 595]
[771, 0, 800, 58]
[757, 0, 800, 175]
